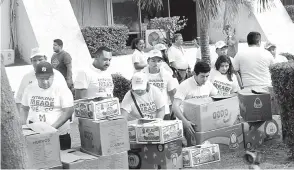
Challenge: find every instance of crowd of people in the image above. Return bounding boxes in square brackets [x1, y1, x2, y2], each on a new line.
[15, 25, 290, 150]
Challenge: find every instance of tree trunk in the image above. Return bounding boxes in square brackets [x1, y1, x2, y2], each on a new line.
[199, 21, 211, 65]
[1, 60, 28, 168]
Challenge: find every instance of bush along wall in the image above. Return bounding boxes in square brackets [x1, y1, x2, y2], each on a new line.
[81, 25, 129, 55]
[112, 73, 131, 103]
[285, 5, 294, 23]
[270, 62, 294, 158]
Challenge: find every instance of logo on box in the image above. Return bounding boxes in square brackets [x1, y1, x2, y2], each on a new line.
[229, 132, 239, 149]
[128, 153, 141, 169]
[254, 97, 263, 108]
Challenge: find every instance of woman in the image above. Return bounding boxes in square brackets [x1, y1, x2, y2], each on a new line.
[210, 55, 240, 96]
[131, 38, 148, 72]
[120, 72, 165, 121]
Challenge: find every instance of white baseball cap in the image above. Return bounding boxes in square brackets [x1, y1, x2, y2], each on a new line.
[215, 41, 228, 49]
[148, 49, 163, 59]
[264, 42, 276, 49]
[154, 44, 167, 51]
[177, 62, 189, 70]
[131, 72, 148, 91]
[30, 47, 46, 58]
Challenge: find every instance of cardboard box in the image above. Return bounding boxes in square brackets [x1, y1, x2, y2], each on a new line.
[22, 122, 61, 169]
[133, 120, 183, 144]
[78, 117, 130, 156]
[74, 97, 121, 120]
[183, 96, 241, 132]
[243, 115, 282, 150]
[182, 144, 220, 167]
[61, 148, 128, 169]
[128, 139, 183, 169]
[186, 124, 244, 151]
[238, 89, 272, 122]
[263, 86, 281, 115]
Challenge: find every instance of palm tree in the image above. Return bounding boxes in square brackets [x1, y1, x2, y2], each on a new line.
[197, 0, 271, 64]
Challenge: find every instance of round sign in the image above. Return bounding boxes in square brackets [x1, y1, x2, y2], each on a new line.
[128, 153, 141, 169]
[230, 132, 237, 144]
[265, 121, 278, 136]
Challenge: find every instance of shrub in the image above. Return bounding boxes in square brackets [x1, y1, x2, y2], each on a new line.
[81, 25, 129, 55]
[270, 62, 294, 158]
[280, 52, 294, 61]
[285, 5, 294, 22]
[112, 73, 131, 103]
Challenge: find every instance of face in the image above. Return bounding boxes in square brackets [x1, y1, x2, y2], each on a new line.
[225, 27, 233, 36]
[194, 72, 210, 85]
[93, 50, 112, 71]
[216, 47, 228, 56]
[132, 89, 147, 96]
[53, 42, 61, 53]
[148, 57, 162, 71]
[36, 75, 54, 89]
[136, 40, 145, 51]
[175, 36, 183, 46]
[267, 46, 276, 57]
[31, 56, 47, 70]
[218, 62, 230, 74]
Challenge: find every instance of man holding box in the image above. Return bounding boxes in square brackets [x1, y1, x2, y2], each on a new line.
[172, 61, 218, 135]
[21, 62, 74, 150]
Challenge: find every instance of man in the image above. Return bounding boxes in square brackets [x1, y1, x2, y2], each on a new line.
[233, 32, 274, 89]
[21, 62, 74, 150]
[142, 49, 178, 120]
[51, 39, 73, 89]
[264, 42, 288, 64]
[172, 61, 218, 135]
[15, 48, 67, 114]
[74, 47, 114, 99]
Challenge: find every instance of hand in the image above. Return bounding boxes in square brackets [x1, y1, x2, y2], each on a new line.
[183, 120, 196, 135]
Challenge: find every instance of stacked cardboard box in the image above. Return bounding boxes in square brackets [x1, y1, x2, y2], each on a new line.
[61, 97, 130, 169]
[183, 96, 244, 152]
[128, 119, 184, 169]
[239, 88, 283, 150]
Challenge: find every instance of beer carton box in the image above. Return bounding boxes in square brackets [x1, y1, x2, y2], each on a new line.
[78, 117, 130, 156]
[186, 124, 244, 151]
[74, 97, 121, 120]
[61, 148, 128, 169]
[128, 139, 183, 169]
[243, 115, 282, 150]
[182, 144, 220, 167]
[183, 96, 241, 132]
[238, 89, 272, 122]
[263, 86, 281, 115]
[135, 120, 183, 144]
[22, 122, 61, 169]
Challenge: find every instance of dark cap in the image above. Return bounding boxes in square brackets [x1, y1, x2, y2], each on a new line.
[35, 62, 54, 77]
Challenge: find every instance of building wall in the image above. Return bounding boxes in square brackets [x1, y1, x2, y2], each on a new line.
[1, 0, 12, 50]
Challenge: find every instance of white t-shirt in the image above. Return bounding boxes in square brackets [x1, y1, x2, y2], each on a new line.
[15, 68, 67, 104]
[121, 85, 165, 120]
[167, 45, 189, 69]
[74, 64, 114, 98]
[142, 67, 178, 114]
[233, 47, 274, 88]
[209, 69, 240, 96]
[174, 76, 218, 101]
[273, 55, 288, 64]
[21, 82, 74, 135]
[132, 49, 148, 72]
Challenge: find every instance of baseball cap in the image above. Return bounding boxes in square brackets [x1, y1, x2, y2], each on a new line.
[30, 47, 46, 58]
[215, 41, 228, 49]
[131, 72, 148, 91]
[35, 62, 54, 78]
[154, 44, 167, 51]
[148, 49, 163, 59]
[177, 62, 189, 70]
[264, 42, 276, 49]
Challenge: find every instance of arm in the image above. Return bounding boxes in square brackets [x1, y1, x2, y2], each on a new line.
[64, 54, 73, 86]
[156, 106, 165, 119]
[52, 107, 74, 129]
[235, 72, 243, 89]
[20, 105, 30, 125]
[168, 88, 176, 103]
[75, 89, 88, 100]
[134, 62, 148, 70]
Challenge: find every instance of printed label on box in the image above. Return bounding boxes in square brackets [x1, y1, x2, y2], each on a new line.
[162, 123, 183, 142]
[94, 100, 119, 118]
[137, 127, 161, 142]
[129, 126, 136, 142]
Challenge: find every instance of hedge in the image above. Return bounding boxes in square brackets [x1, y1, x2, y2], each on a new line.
[280, 52, 294, 61]
[81, 25, 129, 55]
[285, 5, 294, 22]
[270, 62, 294, 158]
[112, 73, 131, 103]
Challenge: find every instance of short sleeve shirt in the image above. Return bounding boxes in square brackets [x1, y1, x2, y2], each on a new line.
[132, 49, 148, 72]
[167, 45, 189, 69]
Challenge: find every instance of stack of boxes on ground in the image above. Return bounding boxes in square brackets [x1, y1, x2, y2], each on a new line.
[61, 97, 130, 169]
[128, 118, 184, 169]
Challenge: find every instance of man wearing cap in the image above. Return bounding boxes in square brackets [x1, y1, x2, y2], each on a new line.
[120, 72, 165, 121]
[211, 41, 231, 67]
[142, 49, 178, 120]
[15, 48, 67, 114]
[264, 42, 288, 64]
[20, 62, 74, 150]
[154, 43, 173, 75]
[74, 46, 114, 99]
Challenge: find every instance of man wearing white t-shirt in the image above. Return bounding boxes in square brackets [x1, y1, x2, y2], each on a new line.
[21, 62, 74, 150]
[142, 50, 178, 120]
[172, 61, 218, 135]
[15, 48, 67, 114]
[120, 72, 165, 121]
[74, 47, 114, 99]
[233, 32, 274, 89]
[264, 42, 288, 64]
[211, 41, 234, 66]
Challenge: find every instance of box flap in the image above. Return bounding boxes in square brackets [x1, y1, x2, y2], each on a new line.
[26, 122, 57, 134]
[184, 97, 214, 105]
[61, 149, 97, 163]
[239, 88, 269, 95]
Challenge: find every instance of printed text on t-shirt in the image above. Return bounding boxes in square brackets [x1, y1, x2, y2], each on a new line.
[30, 96, 54, 112]
[139, 101, 156, 119]
[213, 80, 232, 96]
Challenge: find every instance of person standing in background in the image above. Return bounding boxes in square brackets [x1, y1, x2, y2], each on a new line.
[264, 42, 288, 64]
[51, 39, 73, 91]
[224, 25, 239, 58]
[131, 38, 148, 72]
